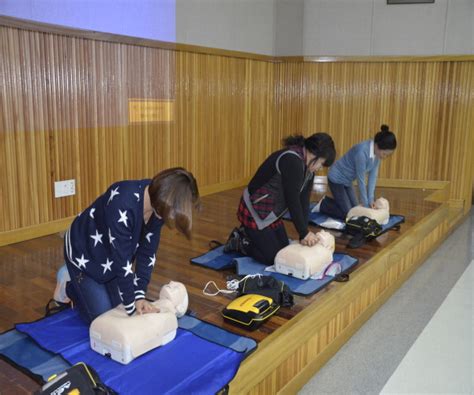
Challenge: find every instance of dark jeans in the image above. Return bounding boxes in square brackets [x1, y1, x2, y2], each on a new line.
[244, 224, 289, 266]
[65, 260, 122, 324]
[320, 180, 358, 220]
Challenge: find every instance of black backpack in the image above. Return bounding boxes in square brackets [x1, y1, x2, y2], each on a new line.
[346, 216, 383, 248]
[237, 275, 294, 307]
[346, 216, 383, 239]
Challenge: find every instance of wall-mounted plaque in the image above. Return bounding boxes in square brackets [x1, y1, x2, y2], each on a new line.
[128, 99, 174, 123]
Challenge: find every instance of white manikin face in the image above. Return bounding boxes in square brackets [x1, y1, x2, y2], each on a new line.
[374, 197, 389, 211]
[159, 281, 188, 318]
[316, 230, 335, 253]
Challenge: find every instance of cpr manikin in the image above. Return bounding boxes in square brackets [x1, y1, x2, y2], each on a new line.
[274, 230, 337, 280]
[90, 281, 188, 364]
[346, 197, 390, 225]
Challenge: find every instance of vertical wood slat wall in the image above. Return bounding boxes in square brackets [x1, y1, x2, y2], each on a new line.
[1, 19, 473, 237]
[0, 23, 276, 234]
[275, 61, 474, 210]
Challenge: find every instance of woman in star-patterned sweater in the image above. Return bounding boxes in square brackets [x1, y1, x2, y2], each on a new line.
[64, 168, 200, 324]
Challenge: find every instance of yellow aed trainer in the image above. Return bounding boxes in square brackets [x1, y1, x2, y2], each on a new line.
[222, 294, 280, 330]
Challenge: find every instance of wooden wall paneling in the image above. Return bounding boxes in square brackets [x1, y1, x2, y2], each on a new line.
[37, 31, 55, 225]
[174, 50, 218, 179]
[124, 45, 145, 180]
[274, 61, 305, 139]
[246, 59, 275, 176]
[445, 62, 474, 211]
[90, 39, 105, 199]
[0, 17, 472, 242]
[0, 27, 17, 231]
[185, 53, 215, 185]
[152, 48, 174, 173]
[217, 55, 244, 184]
[295, 60, 473, 209]
[175, 52, 253, 187]
[174, 51, 193, 173]
[71, 37, 89, 215]
[9, 27, 50, 228]
[34, 32, 50, 223]
[18, 30, 37, 226]
[0, 35, 5, 232]
[47, 33, 74, 220]
[5, 27, 25, 230]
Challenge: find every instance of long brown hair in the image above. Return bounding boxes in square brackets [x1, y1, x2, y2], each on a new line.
[148, 168, 200, 239]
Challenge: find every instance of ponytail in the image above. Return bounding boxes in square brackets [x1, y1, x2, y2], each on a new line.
[374, 124, 397, 150]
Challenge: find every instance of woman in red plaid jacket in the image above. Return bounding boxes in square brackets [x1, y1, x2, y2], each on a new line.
[226, 133, 335, 265]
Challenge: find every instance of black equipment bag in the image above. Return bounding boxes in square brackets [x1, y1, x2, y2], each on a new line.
[345, 216, 383, 239]
[36, 362, 115, 395]
[237, 275, 294, 307]
[345, 215, 383, 249]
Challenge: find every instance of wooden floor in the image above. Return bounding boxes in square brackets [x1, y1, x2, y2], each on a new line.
[0, 183, 447, 394]
[0, 184, 439, 340]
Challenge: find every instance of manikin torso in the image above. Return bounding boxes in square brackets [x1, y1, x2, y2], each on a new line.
[274, 230, 335, 280]
[89, 281, 188, 364]
[346, 197, 390, 225]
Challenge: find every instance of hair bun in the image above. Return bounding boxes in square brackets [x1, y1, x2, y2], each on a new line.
[380, 124, 389, 132]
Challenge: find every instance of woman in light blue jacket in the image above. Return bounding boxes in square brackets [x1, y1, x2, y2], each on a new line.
[316, 124, 397, 220]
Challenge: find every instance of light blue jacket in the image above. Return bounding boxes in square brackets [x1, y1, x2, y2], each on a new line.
[328, 140, 380, 207]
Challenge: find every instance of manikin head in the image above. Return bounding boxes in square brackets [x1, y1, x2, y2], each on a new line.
[374, 197, 389, 211]
[316, 230, 335, 253]
[157, 281, 188, 318]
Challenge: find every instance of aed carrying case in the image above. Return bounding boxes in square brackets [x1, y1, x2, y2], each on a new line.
[222, 294, 280, 330]
[37, 362, 113, 394]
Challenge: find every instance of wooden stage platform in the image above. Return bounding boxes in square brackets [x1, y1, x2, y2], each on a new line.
[0, 180, 465, 393]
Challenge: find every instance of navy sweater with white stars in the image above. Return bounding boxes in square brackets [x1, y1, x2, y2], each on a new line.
[64, 179, 163, 316]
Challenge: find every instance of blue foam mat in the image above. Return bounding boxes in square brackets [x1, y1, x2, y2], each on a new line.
[283, 203, 405, 233]
[1, 309, 256, 394]
[191, 245, 241, 270]
[191, 246, 358, 296]
[235, 253, 358, 296]
[0, 329, 69, 381]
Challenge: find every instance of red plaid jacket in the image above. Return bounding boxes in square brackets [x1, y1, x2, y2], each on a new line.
[237, 192, 283, 230]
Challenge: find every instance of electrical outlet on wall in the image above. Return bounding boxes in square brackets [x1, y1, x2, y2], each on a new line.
[54, 179, 76, 198]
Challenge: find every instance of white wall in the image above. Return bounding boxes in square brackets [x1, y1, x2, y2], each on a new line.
[275, 0, 304, 56]
[2, 0, 471, 56]
[0, 0, 176, 42]
[175, 0, 276, 55]
[303, 0, 473, 56]
[176, 0, 472, 56]
[443, 0, 474, 54]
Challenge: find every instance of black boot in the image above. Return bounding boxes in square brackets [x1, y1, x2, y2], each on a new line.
[223, 227, 241, 253]
[237, 226, 250, 255]
[224, 226, 251, 255]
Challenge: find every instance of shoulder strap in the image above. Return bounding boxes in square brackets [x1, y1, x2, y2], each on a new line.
[275, 150, 303, 175]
